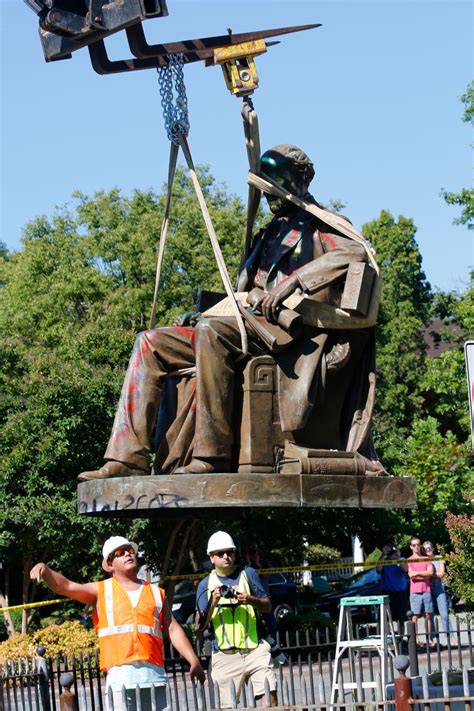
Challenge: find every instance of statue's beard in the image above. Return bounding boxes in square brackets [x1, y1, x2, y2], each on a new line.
[266, 197, 287, 215]
[265, 194, 302, 217]
[264, 177, 308, 215]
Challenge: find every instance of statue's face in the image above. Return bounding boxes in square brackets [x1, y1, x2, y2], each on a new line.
[260, 151, 306, 215]
[266, 193, 290, 216]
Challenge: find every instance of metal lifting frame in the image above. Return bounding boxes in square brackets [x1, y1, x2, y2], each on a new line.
[23, 0, 320, 75]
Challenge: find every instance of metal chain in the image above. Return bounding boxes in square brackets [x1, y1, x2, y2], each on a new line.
[157, 53, 189, 144]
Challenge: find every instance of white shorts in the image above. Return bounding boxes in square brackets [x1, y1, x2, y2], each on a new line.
[106, 685, 168, 711]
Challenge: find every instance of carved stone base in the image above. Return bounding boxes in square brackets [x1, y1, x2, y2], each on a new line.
[77, 473, 416, 516]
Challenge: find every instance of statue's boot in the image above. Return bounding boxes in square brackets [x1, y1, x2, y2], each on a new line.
[78, 461, 148, 481]
[174, 458, 231, 475]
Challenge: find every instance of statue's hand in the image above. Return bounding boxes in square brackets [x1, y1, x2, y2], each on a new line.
[173, 311, 200, 327]
[259, 275, 299, 323]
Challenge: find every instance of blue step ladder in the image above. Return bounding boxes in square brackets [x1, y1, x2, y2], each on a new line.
[330, 595, 399, 706]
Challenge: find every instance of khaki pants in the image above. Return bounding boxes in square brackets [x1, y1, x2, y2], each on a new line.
[211, 640, 276, 708]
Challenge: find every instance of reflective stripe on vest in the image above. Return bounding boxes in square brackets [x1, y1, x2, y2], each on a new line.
[208, 569, 259, 651]
[95, 578, 164, 671]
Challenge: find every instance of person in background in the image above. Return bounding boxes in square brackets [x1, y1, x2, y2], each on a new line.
[376, 541, 409, 635]
[407, 537, 435, 647]
[422, 540, 457, 647]
[31, 535, 205, 710]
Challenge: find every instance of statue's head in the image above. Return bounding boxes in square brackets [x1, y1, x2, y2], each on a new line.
[260, 144, 315, 215]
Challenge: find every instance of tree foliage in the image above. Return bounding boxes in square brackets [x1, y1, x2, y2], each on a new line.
[445, 513, 474, 611]
[362, 210, 431, 469]
[0, 169, 249, 632]
[393, 417, 472, 547]
[441, 81, 474, 229]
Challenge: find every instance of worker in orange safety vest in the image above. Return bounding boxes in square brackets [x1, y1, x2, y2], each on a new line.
[31, 535, 205, 710]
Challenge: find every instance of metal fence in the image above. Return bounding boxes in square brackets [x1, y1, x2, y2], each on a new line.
[1, 618, 473, 710]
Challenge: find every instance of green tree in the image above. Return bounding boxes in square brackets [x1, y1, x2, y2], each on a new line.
[0, 170, 249, 633]
[441, 81, 474, 229]
[422, 277, 473, 439]
[362, 210, 431, 469]
[393, 417, 473, 547]
[445, 513, 474, 611]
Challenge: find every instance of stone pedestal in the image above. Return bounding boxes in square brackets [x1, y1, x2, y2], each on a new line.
[77, 472, 416, 517]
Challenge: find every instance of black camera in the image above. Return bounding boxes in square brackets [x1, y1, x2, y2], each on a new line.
[219, 585, 237, 599]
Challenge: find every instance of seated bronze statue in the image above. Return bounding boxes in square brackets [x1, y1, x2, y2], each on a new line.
[79, 144, 383, 480]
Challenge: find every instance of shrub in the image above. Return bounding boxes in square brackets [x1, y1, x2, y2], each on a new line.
[0, 621, 97, 662]
[446, 512, 474, 613]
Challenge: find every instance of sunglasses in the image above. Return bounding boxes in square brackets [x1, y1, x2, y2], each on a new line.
[108, 546, 134, 561]
[212, 549, 235, 557]
[410, 543, 421, 547]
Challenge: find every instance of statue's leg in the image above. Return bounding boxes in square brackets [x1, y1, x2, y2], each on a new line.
[79, 326, 196, 479]
[176, 317, 258, 473]
[105, 326, 197, 467]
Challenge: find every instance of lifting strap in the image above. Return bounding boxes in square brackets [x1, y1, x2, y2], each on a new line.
[177, 133, 248, 355]
[150, 54, 248, 356]
[240, 99, 261, 272]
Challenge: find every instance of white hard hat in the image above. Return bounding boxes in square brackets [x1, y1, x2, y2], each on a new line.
[102, 536, 138, 561]
[207, 531, 236, 555]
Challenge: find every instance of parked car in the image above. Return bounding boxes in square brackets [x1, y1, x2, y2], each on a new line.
[264, 572, 299, 624]
[171, 579, 200, 624]
[171, 571, 298, 626]
[314, 567, 384, 622]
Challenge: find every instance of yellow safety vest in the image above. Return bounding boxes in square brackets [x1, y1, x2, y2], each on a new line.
[208, 569, 259, 651]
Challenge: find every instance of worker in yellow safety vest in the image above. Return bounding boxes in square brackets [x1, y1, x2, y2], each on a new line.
[196, 531, 278, 708]
[31, 535, 205, 710]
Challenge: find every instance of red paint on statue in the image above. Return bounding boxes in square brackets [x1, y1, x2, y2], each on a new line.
[320, 232, 337, 250]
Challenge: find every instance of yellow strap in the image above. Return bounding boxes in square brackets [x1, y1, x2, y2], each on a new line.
[239, 100, 261, 272]
[177, 134, 248, 357]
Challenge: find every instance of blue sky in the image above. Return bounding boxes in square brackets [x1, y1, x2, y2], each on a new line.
[1, 0, 472, 292]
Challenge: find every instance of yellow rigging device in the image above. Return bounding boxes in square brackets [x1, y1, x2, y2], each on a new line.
[208, 38, 268, 97]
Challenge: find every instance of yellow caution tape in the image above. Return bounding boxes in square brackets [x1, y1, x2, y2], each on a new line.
[0, 557, 443, 613]
[161, 556, 443, 582]
[1, 599, 66, 613]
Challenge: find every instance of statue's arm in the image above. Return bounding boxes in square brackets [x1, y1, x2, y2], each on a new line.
[294, 234, 368, 296]
[257, 234, 367, 323]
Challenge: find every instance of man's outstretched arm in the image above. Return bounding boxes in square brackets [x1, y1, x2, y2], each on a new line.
[30, 563, 98, 605]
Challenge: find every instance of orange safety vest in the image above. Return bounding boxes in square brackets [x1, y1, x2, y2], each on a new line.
[94, 578, 165, 672]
